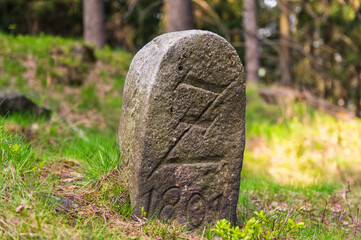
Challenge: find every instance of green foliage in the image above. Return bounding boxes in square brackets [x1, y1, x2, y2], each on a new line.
[212, 211, 304, 240]
[0, 0, 165, 50]
[0, 123, 38, 174]
[0, 0, 247, 51]
[212, 218, 262, 240]
[0, 0, 82, 37]
[294, 0, 361, 112]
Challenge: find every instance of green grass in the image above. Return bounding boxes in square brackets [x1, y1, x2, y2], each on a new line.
[1, 32, 361, 239]
[236, 173, 361, 239]
[0, 120, 192, 239]
[62, 137, 120, 183]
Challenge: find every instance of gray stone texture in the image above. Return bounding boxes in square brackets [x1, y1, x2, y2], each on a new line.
[118, 30, 245, 227]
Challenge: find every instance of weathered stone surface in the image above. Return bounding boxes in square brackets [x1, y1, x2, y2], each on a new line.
[0, 91, 51, 118]
[118, 30, 245, 227]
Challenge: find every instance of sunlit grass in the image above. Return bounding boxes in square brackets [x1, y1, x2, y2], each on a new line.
[245, 86, 361, 186]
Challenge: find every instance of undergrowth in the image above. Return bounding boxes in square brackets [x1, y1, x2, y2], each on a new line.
[246, 86, 361, 185]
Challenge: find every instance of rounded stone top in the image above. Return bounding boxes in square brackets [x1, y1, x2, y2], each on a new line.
[127, 30, 244, 97]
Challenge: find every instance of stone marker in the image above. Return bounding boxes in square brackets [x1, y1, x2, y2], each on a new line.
[119, 30, 245, 227]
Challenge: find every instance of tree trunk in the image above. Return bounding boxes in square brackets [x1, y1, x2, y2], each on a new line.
[279, 0, 292, 86]
[165, 0, 194, 32]
[356, 66, 361, 118]
[83, 0, 105, 48]
[243, 0, 260, 83]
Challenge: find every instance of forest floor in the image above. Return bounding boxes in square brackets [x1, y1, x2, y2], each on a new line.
[1, 33, 361, 239]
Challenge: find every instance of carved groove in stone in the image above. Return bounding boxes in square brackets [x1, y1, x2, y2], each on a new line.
[173, 84, 218, 127]
[210, 194, 223, 216]
[166, 156, 222, 164]
[159, 205, 176, 220]
[144, 188, 154, 215]
[163, 81, 230, 166]
[148, 80, 222, 176]
[158, 187, 181, 220]
[163, 187, 181, 206]
[147, 126, 191, 178]
[187, 194, 207, 227]
[183, 75, 229, 94]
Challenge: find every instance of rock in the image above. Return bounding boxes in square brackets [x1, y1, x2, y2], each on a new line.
[39, 193, 79, 212]
[73, 43, 96, 63]
[0, 91, 51, 118]
[118, 30, 246, 227]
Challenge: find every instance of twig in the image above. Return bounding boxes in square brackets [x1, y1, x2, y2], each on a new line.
[313, 231, 322, 240]
[321, 200, 328, 224]
[201, 226, 206, 239]
[19, 233, 41, 237]
[272, 218, 276, 232]
[345, 181, 352, 201]
[277, 206, 294, 238]
[123, 0, 139, 20]
[353, 208, 359, 239]
[63, 116, 89, 142]
[0, 218, 16, 234]
[339, 209, 346, 225]
[345, 182, 354, 225]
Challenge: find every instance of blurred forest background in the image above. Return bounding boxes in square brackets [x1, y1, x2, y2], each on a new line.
[2, 0, 361, 116]
[2, 1, 361, 238]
